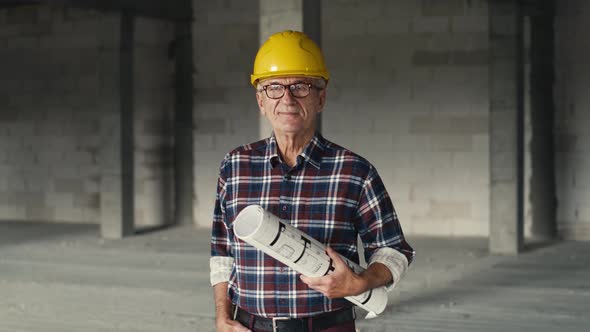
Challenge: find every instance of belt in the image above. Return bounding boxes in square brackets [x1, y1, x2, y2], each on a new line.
[235, 306, 355, 332]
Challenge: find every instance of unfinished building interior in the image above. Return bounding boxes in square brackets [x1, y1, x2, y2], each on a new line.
[0, 1, 589, 331]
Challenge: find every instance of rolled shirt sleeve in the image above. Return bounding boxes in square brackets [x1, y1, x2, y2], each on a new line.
[210, 155, 234, 286]
[210, 256, 234, 286]
[368, 247, 409, 291]
[355, 165, 415, 291]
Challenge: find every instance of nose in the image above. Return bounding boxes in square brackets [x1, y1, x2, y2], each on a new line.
[281, 87, 296, 104]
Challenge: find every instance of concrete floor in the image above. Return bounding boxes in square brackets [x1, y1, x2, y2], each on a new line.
[0, 222, 588, 332]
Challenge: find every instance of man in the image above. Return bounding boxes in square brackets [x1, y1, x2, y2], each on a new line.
[210, 30, 414, 332]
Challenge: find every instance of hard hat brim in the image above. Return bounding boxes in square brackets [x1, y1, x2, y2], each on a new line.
[251, 71, 329, 87]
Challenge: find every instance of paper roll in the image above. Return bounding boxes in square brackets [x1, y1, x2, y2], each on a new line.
[234, 205, 388, 315]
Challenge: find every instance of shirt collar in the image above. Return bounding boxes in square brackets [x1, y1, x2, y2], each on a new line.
[266, 132, 325, 170]
[266, 134, 281, 167]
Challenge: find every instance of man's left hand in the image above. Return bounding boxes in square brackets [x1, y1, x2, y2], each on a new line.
[300, 247, 368, 299]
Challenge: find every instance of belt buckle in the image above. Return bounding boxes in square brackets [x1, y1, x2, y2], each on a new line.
[271, 316, 290, 332]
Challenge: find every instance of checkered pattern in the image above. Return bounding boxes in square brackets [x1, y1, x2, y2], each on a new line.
[211, 132, 414, 318]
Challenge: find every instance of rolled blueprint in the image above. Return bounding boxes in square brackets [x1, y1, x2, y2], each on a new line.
[233, 205, 388, 316]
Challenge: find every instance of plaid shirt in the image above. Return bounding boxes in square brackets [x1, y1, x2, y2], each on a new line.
[211, 132, 414, 318]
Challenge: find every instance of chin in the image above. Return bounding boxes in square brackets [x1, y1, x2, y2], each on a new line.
[281, 125, 312, 133]
[279, 128, 302, 134]
[277, 121, 303, 130]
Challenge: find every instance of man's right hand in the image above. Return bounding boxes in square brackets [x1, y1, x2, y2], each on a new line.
[215, 317, 251, 332]
[213, 282, 251, 332]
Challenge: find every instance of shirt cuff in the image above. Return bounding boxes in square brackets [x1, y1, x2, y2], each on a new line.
[210, 256, 234, 286]
[368, 247, 409, 292]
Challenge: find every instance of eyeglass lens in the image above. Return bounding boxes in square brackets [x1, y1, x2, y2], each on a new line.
[265, 83, 311, 99]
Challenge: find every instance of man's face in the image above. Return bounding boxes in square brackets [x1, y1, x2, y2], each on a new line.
[256, 76, 326, 136]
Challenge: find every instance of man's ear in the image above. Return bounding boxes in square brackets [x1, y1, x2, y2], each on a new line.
[256, 91, 265, 115]
[317, 88, 327, 113]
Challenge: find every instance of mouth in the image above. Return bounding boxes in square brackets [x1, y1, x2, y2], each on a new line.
[278, 111, 300, 116]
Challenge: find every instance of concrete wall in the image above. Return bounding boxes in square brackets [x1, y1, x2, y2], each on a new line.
[0, 5, 107, 223]
[322, 0, 490, 236]
[191, 0, 260, 227]
[133, 17, 175, 227]
[4, 1, 587, 241]
[0, 5, 174, 228]
[555, 0, 590, 240]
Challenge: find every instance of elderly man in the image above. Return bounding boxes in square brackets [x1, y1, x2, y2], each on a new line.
[210, 30, 414, 332]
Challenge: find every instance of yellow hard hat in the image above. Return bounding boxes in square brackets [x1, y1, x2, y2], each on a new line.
[250, 30, 330, 87]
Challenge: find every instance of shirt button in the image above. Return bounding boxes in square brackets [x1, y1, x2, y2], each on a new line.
[279, 299, 286, 304]
[282, 205, 287, 211]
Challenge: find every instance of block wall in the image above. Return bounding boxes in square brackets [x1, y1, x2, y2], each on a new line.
[4, 1, 585, 240]
[191, 0, 260, 227]
[133, 17, 175, 227]
[0, 5, 175, 228]
[554, 0, 590, 240]
[321, 0, 490, 236]
[0, 5, 109, 223]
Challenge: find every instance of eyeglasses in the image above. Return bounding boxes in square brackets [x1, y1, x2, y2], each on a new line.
[260, 83, 317, 99]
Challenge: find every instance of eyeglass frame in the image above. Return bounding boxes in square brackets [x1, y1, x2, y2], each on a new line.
[258, 82, 322, 99]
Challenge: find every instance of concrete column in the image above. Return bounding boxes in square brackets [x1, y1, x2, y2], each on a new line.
[258, 0, 322, 139]
[100, 11, 135, 239]
[489, 0, 525, 254]
[527, 0, 557, 241]
[174, 19, 195, 225]
[303, 0, 322, 132]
